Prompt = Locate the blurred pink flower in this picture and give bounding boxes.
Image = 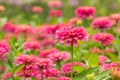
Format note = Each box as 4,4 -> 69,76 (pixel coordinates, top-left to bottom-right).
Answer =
48,1 -> 62,8
92,33 -> 114,46
91,17 -> 113,31
48,52 -> 70,62
61,62 -> 85,74
57,76 -> 71,80
49,10 -> 63,17
1,72 -> 12,80
75,6 -> 96,19
99,55 -> 109,65
23,41 -> 41,50
56,26 -> 88,46
32,6 -> 43,13
109,13 -> 120,23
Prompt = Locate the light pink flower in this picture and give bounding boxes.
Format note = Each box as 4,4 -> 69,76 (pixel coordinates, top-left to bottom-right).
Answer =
99,55 -> 109,65
1,72 -> 12,80
56,26 -> 88,46
92,33 -> 114,46
75,6 -> 96,19
48,1 -> 62,8
32,6 -> 43,13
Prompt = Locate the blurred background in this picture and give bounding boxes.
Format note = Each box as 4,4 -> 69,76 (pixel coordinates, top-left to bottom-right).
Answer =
0,0 -> 119,25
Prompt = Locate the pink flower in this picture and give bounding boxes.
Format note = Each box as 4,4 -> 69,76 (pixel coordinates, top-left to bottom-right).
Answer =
43,68 -> 60,78
48,52 -> 70,62
39,48 -> 58,58
109,13 -> 120,23
61,62 -> 85,74
101,62 -> 118,71
57,76 -> 71,80
99,55 -> 109,65
32,6 -> 43,13
48,1 -> 62,8
91,17 -> 113,30
0,41 -> 10,57
75,6 -> 96,19
56,26 -> 88,46
37,58 -> 53,68
92,33 -> 114,46
23,41 -> 40,50
49,10 -> 63,17
1,72 -> 12,80
3,22 -> 16,33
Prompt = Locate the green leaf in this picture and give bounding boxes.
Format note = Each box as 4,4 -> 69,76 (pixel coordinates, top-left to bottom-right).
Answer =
88,53 -> 99,67
95,70 -> 110,80
73,67 -> 99,80
15,64 -> 25,72
0,17 -> 7,27
73,66 -> 85,74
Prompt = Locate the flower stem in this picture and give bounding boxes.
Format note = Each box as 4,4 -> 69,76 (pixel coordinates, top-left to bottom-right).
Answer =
71,41 -> 74,79
41,68 -> 44,80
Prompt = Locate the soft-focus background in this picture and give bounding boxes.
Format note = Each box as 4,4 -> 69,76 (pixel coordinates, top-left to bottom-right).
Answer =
0,0 -> 120,25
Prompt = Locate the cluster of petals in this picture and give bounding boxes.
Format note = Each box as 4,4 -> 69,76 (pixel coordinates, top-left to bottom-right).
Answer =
23,41 -> 41,50
0,41 -> 10,57
56,26 -> 88,46
49,10 -> 63,17
109,13 -> 120,23
43,68 -> 60,78
61,62 -> 85,74
48,1 -> 62,8
91,17 -> 113,30
48,52 -> 70,62
98,55 -> 109,65
92,33 -> 114,46
75,6 -> 96,19
56,76 -> 71,80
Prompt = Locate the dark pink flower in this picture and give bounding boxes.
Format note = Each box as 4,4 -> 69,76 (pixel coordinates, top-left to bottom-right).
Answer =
49,10 -> 63,17
56,26 -> 88,46
23,41 -> 40,50
61,62 -> 85,74
43,68 -> 60,78
92,33 -> 114,46
91,17 -> 113,30
57,76 -> 71,80
75,6 -> 96,19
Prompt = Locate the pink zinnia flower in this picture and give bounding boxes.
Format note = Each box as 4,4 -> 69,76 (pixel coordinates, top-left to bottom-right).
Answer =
48,1 -> 62,8
49,10 -> 63,17
75,6 -> 96,19
91,17 -> 113,30
39,48 -> 58,58
0,41 -> 10,57
57,76 -> 71,80
56,26 -> 88,46
92,33 -> 114,46
43,68 -> 60,78
23,41 -> 40,50
109,13 -> 120,23
1,72 -> 12,80
48,52 -> 70,62
99,55 -> 109,65
61,62 -> 85,74
32,6 -> 43,13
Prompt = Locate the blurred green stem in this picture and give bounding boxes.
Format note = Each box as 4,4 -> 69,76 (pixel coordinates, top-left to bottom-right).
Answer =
71,41 -> 74,79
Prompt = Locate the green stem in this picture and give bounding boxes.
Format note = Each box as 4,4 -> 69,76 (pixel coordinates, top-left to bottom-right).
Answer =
71,41 -> 74,79
57,61 -> 61,76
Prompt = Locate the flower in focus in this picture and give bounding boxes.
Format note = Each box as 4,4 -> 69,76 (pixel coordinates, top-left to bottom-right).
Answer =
61,62 -> 85,74
48,1 -> 62,8
56,26 -> 88,46
92,33 -> 114,46
43,68 -> 60,78
32,6 -> 43,13
49,10 -> 63,17
48,52 -> 70,62
75,6 -> 96,19
23,41 -> 41,50
57,76 -> 71,80
91,17 -> 113,31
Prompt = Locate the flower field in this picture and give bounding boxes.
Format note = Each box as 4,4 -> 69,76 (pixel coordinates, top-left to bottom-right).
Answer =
0,0 -> 120,80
